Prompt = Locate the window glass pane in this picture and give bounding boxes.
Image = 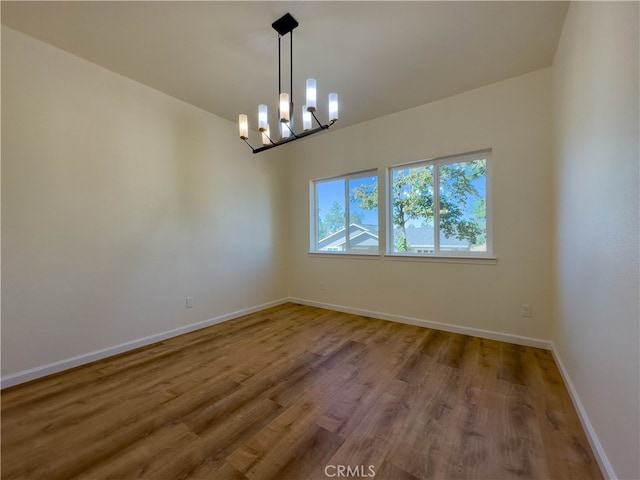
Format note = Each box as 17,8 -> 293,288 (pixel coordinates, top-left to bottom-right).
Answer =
390,165 -> 435,253
438,159 -> 487,252
316,179 -> 346,251
348,176 -> 379,251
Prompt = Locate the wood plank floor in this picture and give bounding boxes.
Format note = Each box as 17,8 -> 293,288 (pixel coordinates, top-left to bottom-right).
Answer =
1,303 -> 603,480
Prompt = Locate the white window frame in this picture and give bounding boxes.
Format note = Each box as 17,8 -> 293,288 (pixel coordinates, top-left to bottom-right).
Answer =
387,150 -> 493,258
310,169 -> 379,255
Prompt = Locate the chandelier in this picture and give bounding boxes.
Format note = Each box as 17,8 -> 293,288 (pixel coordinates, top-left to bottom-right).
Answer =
239,13 -> 338,153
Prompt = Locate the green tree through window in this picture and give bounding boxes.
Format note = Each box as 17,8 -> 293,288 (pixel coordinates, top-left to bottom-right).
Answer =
350,152 -> 490,255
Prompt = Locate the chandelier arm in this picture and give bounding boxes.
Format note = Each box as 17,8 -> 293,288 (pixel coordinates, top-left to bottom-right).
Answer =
264,131 -> 277,145
285,122 -> 299,138
310,110 -> 325,128
242,138 -> 255,151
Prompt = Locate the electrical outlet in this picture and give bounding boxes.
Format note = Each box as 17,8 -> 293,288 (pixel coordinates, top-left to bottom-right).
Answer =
186,297 -> 194,308
319,281 -> 325,291
521,304 -> 532,317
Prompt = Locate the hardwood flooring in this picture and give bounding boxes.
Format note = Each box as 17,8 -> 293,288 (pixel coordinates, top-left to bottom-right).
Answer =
1,303 -> 602,479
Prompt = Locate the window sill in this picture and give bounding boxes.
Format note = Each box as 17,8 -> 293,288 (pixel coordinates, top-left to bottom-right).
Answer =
308,252 -> 381,259
307,251 -> 497,265
383,254 -> 497,265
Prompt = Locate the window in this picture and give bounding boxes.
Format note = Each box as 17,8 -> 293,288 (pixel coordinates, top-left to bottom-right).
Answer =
311,171 -> 379,253
388,150 -> 491,257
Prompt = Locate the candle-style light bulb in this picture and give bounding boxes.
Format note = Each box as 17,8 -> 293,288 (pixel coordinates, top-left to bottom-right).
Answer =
280,122 -> 291,139
328,93 -> 339,122
261,124 -> 271,145
302,105 -> 312,131
239,114 -> 248,139
306,79 -> 317,112
279,93 -> 290,123
258,104 -> 268,132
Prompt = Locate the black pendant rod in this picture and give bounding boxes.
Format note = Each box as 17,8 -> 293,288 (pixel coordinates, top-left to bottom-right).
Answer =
278,31 -> 294,119
290,30 -> 294,116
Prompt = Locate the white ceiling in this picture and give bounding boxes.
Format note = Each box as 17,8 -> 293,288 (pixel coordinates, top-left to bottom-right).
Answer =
1,1 -> 568,131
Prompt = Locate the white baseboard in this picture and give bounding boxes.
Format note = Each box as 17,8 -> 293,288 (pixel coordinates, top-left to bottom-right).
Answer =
550,345 -> 616,480
288,297 -> 552,350
0,298 -> 289,389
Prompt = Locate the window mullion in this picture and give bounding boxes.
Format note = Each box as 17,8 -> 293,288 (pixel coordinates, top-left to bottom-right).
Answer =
433,165 -> 440,255
344,177 -> 350,253
387,168 -> 394,255
313,182 -> 319,251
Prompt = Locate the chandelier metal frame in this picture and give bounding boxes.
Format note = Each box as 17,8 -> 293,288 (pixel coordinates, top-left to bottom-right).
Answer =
239,13 -> 338,154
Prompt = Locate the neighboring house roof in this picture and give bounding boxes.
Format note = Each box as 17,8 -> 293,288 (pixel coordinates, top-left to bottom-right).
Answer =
403,227 -> 470,248
318,224 -> 470,250
318,224 -> 379,250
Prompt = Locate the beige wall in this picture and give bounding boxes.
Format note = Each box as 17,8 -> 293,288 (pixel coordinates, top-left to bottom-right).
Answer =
552,3 -> 639,479
1,27 -> 288,377
286,68 -> 555,342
